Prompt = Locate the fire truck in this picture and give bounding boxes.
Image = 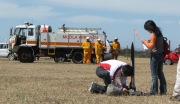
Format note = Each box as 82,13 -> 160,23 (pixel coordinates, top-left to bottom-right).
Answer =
8,22 -> 112,63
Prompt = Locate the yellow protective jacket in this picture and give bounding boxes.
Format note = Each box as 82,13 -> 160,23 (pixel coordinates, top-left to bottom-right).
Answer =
112,41 -> 120,53
82,40 -> 92,53
94,41 -> 104,55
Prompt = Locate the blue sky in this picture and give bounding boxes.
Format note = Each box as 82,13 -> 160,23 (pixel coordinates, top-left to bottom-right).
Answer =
0,0 -> 180,50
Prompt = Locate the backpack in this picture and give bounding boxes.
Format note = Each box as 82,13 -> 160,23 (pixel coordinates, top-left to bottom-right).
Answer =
163,37 -> 170,56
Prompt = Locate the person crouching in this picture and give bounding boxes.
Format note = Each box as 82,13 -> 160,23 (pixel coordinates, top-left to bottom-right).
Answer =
89,59 -> 133,95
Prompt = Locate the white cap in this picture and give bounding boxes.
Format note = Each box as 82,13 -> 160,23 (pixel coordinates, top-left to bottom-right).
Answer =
86,37 -> 90,39
114,37 -> 118,40
97,38 -> 101,41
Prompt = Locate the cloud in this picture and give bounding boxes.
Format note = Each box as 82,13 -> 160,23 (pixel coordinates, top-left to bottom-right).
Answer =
63,15 -> 124,24
159,20 -> 177,24
1,0 -> 179,22
42,0 -> 180,16
0,1 -> 59,19
62,15 -> 148,25
63,15 -> 178,26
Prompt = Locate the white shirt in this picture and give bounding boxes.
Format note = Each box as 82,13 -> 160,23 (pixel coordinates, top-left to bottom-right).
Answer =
99,59 -> 127,85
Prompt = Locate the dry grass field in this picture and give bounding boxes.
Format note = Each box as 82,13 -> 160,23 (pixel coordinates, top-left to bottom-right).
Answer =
0,56 -> 179,104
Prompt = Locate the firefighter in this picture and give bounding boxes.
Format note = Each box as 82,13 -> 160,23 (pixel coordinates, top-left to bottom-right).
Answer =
94,38 -> 105,64
82,37 -> 92,64
112,37 -> 121,60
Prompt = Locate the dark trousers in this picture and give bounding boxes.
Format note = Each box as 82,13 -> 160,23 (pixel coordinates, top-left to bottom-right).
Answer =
112,53 -> 118,60
150,52 -> 167,94
96,66 -> 111,88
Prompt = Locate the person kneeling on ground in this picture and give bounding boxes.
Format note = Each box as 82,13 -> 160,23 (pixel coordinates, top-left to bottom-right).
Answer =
89,59 -> 133,95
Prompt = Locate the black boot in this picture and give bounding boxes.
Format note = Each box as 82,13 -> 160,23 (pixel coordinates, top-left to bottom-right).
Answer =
89,82 -> 106,94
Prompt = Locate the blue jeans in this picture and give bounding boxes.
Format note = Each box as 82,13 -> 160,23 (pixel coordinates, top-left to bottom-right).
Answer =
150,52 -> 167,94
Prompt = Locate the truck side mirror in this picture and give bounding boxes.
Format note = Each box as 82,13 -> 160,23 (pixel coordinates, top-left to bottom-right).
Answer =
10,28 -> 13,36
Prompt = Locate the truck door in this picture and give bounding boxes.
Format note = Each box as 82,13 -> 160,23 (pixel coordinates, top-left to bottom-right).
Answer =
27,28 -> 36,46
13,28 -> 27,45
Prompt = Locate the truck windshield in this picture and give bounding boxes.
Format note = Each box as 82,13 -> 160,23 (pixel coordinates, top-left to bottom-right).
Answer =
14,28 -> 27,36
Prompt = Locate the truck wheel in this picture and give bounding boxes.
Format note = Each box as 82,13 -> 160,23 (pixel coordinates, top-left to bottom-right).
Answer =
8,53 -> 15,61
91,54 -> 95,63
29,55 -> 35,63
18,49 -> 34,63
54,53 -> 66,63
103,53 -> 113,61
72,52 -> 83,64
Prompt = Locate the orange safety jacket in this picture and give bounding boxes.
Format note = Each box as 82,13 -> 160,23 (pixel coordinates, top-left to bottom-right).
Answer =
82,40 -> 92,53
112,41 -> 120,53
94,41 -> 104,55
